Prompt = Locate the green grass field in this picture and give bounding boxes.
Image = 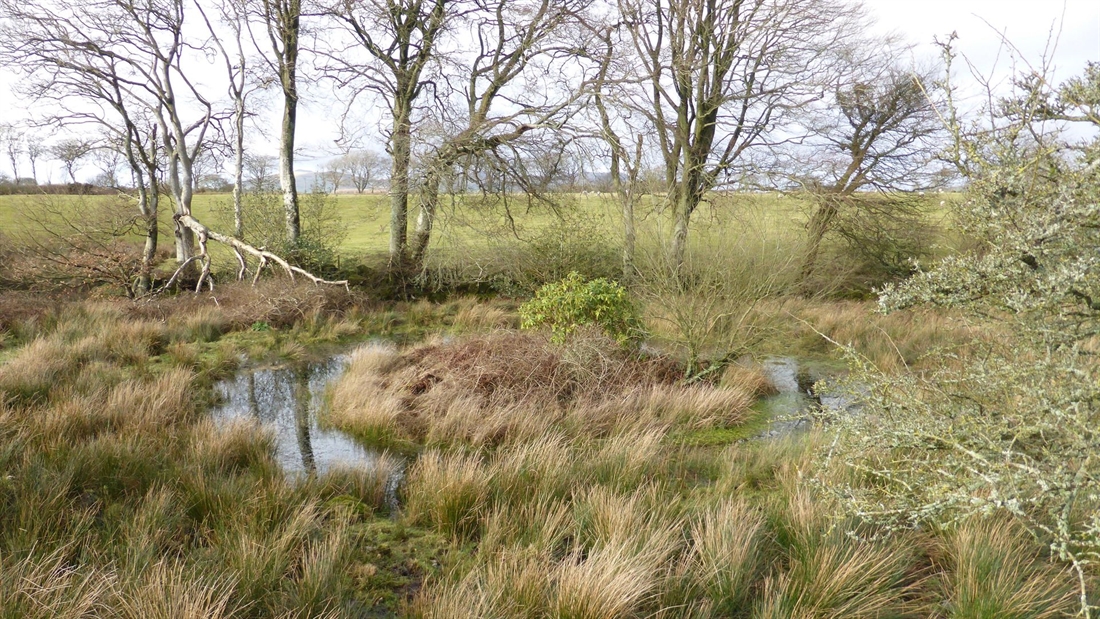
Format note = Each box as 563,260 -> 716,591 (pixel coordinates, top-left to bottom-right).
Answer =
0,189 -> 964,304
0,189 -> 945,253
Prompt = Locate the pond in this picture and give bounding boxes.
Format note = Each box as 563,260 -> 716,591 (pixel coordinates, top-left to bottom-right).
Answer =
209,348 -> 858,490
211,353 -> 403,485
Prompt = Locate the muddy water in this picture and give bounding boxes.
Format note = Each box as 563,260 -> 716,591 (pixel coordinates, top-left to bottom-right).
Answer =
211,355 -> 396,478
755,357 -> 858,438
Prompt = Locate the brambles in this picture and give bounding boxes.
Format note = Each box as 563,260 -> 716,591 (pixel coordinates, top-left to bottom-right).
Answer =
520,272 -> 644,346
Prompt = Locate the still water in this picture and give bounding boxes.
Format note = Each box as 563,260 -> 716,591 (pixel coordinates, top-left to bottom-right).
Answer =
211,355 -> 389,476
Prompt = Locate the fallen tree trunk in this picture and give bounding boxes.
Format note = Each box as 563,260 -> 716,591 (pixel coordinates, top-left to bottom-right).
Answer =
169,213 -> 349,292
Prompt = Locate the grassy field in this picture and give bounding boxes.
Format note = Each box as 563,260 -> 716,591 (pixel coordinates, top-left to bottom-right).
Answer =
0,190 -> 963,276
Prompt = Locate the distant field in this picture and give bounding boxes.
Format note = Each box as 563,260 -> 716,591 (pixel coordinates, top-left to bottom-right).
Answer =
0,190 -> 962,275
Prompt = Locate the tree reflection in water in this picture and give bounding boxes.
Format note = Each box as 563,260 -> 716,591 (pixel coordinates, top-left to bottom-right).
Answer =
213,355 -> 389,476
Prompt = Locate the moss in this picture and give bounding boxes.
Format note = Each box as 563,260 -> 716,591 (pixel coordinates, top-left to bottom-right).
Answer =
672,409 -> 771,446
347,519 -> 465,615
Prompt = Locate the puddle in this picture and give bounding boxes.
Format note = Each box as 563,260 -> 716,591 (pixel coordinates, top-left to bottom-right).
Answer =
754,357 -> 859,438
211,354 -> 404,493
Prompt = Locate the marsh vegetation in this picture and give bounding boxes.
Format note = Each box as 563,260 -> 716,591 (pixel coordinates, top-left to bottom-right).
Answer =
0,0 -> 1098,616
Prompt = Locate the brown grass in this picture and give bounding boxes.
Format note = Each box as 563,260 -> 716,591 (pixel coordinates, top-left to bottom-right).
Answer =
330,331 -> 753,446
753,298 -> 982,372
131,279 -> 363,330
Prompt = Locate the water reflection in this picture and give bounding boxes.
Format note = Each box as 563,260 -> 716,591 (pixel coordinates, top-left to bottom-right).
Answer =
755,357 -> 859,438
212,355 -> 385,475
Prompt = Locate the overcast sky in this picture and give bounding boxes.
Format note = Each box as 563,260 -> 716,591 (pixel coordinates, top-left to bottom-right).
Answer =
3,0 -> 1098,182
864,0 -> 1098,82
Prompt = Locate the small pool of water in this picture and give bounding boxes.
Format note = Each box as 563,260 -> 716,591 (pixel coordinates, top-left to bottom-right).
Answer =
754,357 -> 859,438
211,354 -> 394,477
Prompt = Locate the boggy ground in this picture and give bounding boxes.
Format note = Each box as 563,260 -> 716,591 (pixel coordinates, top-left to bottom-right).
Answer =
0,284 -> 1078,617
327,329 -> 1074,618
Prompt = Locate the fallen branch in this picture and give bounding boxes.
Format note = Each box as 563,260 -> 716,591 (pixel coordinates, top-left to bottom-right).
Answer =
171,213 -> 349,291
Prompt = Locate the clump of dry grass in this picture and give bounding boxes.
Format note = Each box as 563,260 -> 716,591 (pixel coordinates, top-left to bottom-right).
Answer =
0,550 -> 114,619
552,541 -> 666,619
938,519 -> 1075,618
328,343 -> 406,443
0,337 -> 85,403
404,450 -> 493,542
687,499 -> 765,612
449,297 -> 518,332
755,298 -> 981,372
107,368 -> 195,434
189,417 -> 275,476
722,362 -> 779,397
114,561 -> 237,619
753,540 -> 914,619
133,279 -> 363,331
330,331 -> 753,446
313,454 -> 403,514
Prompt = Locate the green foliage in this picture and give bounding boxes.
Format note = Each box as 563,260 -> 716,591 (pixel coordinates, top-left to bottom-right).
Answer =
519,272 -> 644,345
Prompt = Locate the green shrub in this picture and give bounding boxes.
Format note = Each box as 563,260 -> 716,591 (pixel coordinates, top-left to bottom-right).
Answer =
519,272 -> 644,345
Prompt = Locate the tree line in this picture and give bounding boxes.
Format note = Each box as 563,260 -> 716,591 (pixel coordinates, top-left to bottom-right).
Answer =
0,0 -> 950,292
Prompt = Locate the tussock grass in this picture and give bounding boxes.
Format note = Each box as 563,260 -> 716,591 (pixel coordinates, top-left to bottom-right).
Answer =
0,288 -> 1078,616
404,450 -> 493,542
330,330 -> 752,446
552,540 -> 668,619
313,454 -> 402,514
687,499 -> 765,612
0,549 -> 114,619
114,561 -> 237,619
753,540 -> 914,619
0,292 -> 436,617
939,519 -> 1075,618
755,297 -> 981,371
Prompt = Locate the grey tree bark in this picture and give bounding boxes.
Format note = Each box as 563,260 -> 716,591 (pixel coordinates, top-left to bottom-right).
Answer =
616,0 -> 858,277
259,0 -> 303,244
322,0 -> 448,270
406,0 -> 590,271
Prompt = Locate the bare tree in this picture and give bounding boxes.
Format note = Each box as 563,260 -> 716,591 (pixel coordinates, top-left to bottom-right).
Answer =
92,142 -> 124,188
792,47 -> 945,287
0,0 -> 199,290
616,0 -> 858,274
1,0 -> 344,293
244,153 -> 278,192
342,149 -> 386,193
254,0 -> 303,244
26,133 -> 45,184
590,24 -> 648,280
407,0 -> 592,269
320,157 -> 347,193
50,138 -> 94,184
322,0 -> 449,267
196,0 -> 263,239
0,124 -> 24,182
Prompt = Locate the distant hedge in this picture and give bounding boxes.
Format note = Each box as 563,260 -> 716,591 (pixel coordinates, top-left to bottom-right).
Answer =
0,182 -> 116,196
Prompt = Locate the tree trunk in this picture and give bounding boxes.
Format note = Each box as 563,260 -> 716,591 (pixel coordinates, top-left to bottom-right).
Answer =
279,90 -> 299,244
410,170 -> 439,271
671,203 -> 690,278
233,96 -> 245,239
169,154 -> 196,268
622,192 -> 636,281
388,100 -> 412,267
798,194 -> 841,290
136,180 -> 158,294
670,181 -> 702,279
